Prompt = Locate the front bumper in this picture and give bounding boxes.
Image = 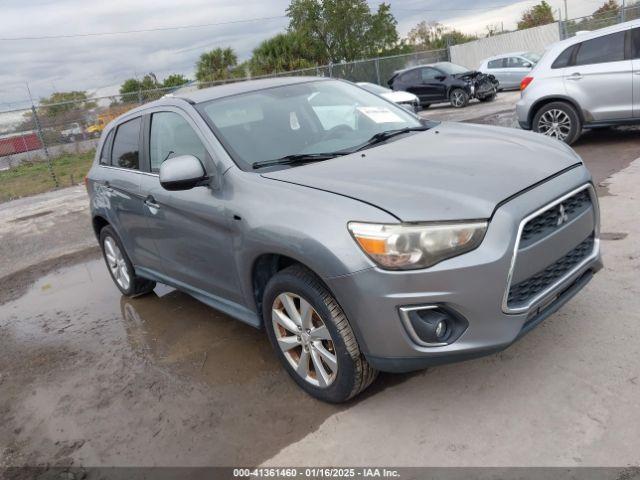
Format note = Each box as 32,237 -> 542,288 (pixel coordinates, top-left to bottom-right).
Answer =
325,167 -> 601,372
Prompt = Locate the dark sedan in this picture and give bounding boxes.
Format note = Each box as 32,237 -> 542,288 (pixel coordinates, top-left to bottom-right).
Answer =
388,62 -> 499,109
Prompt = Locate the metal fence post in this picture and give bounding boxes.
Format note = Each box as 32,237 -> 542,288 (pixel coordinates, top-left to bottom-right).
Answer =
621,0 -> 626,22
375,58 -> 381,85
137,89 -> 143,105
329,63 -> 333,78
31,104 -> 59,188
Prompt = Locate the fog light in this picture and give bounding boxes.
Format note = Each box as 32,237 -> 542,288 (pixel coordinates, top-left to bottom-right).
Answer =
435,320 -> 447,339
399,305 -> 468,347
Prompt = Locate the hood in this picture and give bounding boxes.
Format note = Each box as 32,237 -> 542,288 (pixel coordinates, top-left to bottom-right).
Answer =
261,122 -> 581,222
383,91 -> 417,103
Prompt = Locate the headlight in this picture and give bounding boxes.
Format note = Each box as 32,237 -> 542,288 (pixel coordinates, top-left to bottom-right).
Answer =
348,221 -> 488,270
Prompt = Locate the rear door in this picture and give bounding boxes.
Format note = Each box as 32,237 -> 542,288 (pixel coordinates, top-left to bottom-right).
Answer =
564,30 -> 633,121
105,116 -> 148,265
632,27 -> 640,117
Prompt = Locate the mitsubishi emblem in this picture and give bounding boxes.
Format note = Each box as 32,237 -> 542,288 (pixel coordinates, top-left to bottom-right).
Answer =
557,203 -> 569,226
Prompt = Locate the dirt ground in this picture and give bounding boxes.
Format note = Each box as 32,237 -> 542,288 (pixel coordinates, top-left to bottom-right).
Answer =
1,92 -> 639,469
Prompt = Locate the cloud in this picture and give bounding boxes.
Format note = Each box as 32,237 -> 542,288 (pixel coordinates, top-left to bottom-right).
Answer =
0,0 -> 616,109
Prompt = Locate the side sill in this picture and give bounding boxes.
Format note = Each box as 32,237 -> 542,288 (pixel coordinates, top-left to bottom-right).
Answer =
135,266 -> 261,329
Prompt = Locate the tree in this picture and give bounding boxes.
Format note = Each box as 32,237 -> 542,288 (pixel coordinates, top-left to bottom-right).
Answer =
517,1 -> 555,30
39,91 -> 96,118
162,74 -> 190,88
286,0 -> 400,64
407,21 -> 476,49
195,47 -> 238,83
249,32 -> 316,75
119,74 -> 162,102
593,0 -> 620,17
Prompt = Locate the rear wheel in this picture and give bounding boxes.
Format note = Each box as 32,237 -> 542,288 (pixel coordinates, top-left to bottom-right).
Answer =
263,265 -> 377,403
100,226 -> 155,297
449,89 -> 469,108
532,101 -> 582,145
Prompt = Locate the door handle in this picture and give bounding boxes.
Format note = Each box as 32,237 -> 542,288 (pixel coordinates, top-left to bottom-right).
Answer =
567,73 -> 582,81
144,196 -> 160,209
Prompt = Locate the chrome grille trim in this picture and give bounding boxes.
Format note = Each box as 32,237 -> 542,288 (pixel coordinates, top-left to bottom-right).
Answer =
502,183 -> 600,315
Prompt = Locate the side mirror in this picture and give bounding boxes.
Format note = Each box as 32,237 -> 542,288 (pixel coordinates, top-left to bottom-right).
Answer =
523,62 -> 532,68
159,155 -> 208,191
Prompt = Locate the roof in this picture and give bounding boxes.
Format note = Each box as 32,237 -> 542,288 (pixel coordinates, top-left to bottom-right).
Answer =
484,51 -> 528,60
173,76 -> 328,104
554,17 -> 640,48
393,61 -> 453,75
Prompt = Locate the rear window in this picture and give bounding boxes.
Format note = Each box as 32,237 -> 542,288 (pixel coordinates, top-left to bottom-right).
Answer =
632,27 -> 640,59
552,45 -> 576,69
574,31 -> 625,66
111,117 -> 141,170
488,59 -> 505,69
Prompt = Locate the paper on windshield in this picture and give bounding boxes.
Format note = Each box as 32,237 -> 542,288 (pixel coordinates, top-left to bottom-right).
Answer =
357,106 -> 404,124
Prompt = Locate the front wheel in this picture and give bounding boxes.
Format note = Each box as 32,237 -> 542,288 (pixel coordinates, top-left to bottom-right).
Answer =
449,88 -> 469,108
532,101 -> 582,145
263,265 -> 377,403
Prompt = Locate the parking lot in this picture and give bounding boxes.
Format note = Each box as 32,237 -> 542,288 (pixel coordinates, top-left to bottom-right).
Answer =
1,92 -> 640,468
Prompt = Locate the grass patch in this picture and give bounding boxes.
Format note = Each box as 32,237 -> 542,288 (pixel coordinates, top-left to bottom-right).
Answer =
0,150 -> 95,203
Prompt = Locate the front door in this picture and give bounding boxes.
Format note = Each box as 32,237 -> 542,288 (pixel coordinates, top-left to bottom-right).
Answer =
138,109 -> 243,304
419,67 -> 447,101
564,30 -> 633,121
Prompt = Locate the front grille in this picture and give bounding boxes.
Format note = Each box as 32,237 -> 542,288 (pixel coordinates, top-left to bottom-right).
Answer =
508,234 -> 595,309
520,190 -> 591,247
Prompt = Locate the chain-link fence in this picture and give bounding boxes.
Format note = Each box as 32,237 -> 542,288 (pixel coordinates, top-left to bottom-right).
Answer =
560,1 -> 640,38
0,48 -> 447,201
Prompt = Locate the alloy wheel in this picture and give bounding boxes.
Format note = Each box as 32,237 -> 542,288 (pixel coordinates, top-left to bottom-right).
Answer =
271,292 -> 338,388
451,90 -> 466,107
104,236 -> 131,291
537,109 -> 572,141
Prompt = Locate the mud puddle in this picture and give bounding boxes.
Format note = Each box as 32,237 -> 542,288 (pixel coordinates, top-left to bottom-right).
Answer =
0,259 -> 347,467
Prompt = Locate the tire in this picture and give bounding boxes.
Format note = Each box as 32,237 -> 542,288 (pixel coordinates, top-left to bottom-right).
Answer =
262,265 -> 377,403
100,225 -> 155,297
532,101 -> 582,145
449,88 -> 469,108
479,93 -> 496,102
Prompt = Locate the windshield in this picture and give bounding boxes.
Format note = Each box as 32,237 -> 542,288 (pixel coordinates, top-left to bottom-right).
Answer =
521,52 -> 542,64
198,80 -> 421,170
357,82 -> 391,95
435,62 -> 469,75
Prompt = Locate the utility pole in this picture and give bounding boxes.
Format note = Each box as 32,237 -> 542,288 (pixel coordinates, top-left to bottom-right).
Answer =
563,0 -> 568,21
26,82 -> 58,188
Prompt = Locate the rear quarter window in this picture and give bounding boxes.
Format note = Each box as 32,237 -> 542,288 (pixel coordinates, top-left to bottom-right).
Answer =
552,45 -> 576,69
99,130 -> 114,165
111,117 -> 141,170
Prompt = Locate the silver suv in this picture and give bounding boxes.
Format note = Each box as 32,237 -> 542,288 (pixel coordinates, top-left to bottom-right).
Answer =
517,19 -> 640,144
88,77 -> 602,402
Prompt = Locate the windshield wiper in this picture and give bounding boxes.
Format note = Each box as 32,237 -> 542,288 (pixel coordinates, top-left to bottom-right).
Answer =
252,152 -> 348,170
353,126 -> 431,152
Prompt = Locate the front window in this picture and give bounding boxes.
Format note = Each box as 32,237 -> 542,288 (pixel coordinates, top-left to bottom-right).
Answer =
198,80 -> 422,170
149,112 -> 208,173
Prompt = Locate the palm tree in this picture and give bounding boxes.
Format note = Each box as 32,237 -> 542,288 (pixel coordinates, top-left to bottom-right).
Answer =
195,47 -> 238,84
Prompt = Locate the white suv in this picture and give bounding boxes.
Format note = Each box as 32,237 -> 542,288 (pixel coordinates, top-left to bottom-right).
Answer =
516,19 -> 640,144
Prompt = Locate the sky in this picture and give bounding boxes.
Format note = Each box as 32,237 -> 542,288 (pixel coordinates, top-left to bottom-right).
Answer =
0,0 -> 614,112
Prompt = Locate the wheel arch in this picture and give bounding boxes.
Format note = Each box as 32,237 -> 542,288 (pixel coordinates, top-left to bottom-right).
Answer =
92,215 -> 110,240
528,96 -> 585,127
250,253 -> 331,325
